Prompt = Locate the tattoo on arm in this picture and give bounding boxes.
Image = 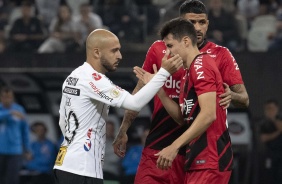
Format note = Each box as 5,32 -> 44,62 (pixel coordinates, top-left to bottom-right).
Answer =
120,80 -> 145,132
230,84 -> 249,108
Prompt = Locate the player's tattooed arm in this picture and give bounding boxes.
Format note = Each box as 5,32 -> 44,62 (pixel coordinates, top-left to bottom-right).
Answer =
119,79 -> 144,131
230,84 -> 249,108
113,80 -> 144,157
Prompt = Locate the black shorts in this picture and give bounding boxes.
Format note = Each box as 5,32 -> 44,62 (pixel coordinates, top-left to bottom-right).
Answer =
54,169 -> 104,184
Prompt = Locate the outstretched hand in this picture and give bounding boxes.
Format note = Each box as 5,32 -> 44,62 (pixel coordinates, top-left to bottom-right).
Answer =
161,49 -> 183,74
133,64 -> 158,84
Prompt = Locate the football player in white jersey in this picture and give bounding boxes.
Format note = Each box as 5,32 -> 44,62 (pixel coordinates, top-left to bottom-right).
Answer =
53,29 -> 183,184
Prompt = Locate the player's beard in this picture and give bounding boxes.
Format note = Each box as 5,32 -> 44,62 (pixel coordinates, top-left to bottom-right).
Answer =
101,56 -> 117,72
196,31 -> 205,47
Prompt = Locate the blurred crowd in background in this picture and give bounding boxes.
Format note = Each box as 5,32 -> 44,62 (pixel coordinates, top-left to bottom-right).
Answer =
0,0 -> 281,54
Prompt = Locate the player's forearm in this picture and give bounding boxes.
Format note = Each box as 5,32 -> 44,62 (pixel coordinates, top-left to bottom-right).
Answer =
230,84 -> 249,108
119,110 -> 139,134
119,80 -> 144,133
157,89 -> 183,125
173,110 -> 215,149
122,68 -> 170,111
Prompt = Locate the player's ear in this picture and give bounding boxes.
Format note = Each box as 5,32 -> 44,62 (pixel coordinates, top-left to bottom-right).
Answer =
93,48 -> 101,59
183,36 -> 190,47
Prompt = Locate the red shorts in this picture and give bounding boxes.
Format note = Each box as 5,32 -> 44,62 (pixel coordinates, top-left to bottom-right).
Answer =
185,169 -> 232,184
134,147 -> 185,184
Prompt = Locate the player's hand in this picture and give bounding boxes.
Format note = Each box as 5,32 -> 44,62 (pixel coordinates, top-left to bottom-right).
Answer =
133,64 -> 158,84
161,49 -> 183,74
154,144 -> 179,170
219,83 -> 231,109
112,131 -> 128,157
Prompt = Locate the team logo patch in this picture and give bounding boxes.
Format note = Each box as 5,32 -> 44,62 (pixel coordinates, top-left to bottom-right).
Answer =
92,73 -> 102,81
84,139 -> 92,151
84,128 -> 92,151
63,86 -> 80,96
110,88 -> 120,98
66,77 -> 79,86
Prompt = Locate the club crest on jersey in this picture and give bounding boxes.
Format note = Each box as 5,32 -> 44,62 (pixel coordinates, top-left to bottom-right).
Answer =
92,72 -> 102,81
84,128 -> 92,151
84,139 -> 92,151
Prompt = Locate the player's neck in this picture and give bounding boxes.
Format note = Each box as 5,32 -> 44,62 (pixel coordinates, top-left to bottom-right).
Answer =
87,60 -> 105,74
185,48 -> 201,69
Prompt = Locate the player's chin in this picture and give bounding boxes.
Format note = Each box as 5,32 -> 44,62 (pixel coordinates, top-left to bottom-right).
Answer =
197,36 -> 203,43
111,67 -> 117,72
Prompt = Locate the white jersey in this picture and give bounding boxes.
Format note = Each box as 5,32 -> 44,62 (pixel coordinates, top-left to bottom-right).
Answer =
54,62 -> 129,179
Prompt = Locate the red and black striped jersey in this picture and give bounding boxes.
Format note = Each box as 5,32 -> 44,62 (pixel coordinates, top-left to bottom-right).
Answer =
179,53 -> 233,171
142,40 -> 187,155
142,39 -> 242,157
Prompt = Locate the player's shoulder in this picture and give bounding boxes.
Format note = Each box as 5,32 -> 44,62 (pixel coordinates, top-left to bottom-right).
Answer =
67,63 -> 109,85
149,40 -> 166,51
207,41 -> 231,54
193,53 -> 217,70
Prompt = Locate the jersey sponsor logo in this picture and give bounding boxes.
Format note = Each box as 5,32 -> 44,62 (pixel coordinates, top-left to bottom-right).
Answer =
84,128 -> 92,151
87,128 -> 92,138
63,86 -> 80,96
196,159 -> 206,164
66,77 -> 79,86
92,72 -> 102,81
89,82 -> 114,102
84,139 -> 92,151
165,76 -> 181,93
180,99 -> 194,115
194,55 -> 204,80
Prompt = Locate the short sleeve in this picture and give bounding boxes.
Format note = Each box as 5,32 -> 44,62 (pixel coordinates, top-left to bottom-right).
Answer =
84,73 -> 129,108
191,59 -> 217,96
218,48 -> 243,86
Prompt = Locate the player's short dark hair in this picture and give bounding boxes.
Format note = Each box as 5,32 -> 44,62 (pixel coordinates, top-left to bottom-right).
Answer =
159,18 -> 197,45
179,0 -> 208,16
